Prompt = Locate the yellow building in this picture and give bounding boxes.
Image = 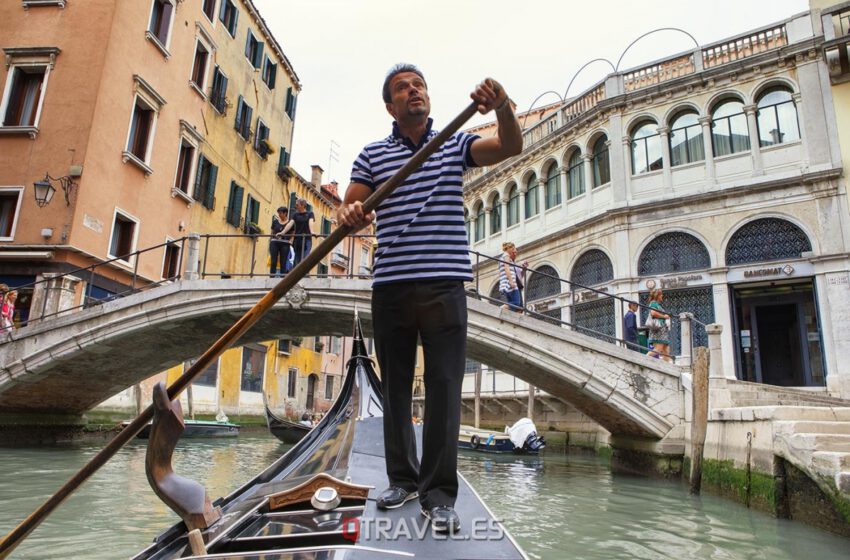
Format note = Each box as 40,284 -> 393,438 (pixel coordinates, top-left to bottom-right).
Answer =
183,0 -> 300,278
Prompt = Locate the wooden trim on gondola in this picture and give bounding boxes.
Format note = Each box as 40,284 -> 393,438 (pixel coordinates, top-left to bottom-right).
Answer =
268,473 -> 372,511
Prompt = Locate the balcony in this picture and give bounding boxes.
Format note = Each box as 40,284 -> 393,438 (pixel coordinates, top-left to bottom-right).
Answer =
331,251 -> 349,269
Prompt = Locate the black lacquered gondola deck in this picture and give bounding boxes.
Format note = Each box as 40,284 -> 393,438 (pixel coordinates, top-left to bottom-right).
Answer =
344,417 -> 526,560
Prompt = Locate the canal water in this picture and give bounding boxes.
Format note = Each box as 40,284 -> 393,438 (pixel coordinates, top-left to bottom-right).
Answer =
1,433 -> 848,559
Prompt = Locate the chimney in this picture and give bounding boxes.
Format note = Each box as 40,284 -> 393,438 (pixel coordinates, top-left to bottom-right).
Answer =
311,164 -> 324,189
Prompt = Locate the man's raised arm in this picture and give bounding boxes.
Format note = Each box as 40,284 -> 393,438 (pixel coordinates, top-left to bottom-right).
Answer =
337,182 -> 375,231
469,78 -> 523,166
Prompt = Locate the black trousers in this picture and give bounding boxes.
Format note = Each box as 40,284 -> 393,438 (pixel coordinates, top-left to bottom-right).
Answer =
269,241 -> 290,276
371,280 -> 467,509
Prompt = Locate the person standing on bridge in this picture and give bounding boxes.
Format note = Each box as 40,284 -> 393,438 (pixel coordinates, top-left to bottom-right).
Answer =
1,289 -> 17,333
336,63 -> 522,533
647,289 -> 672,362
292,199 -> 315,267
499,242 -> 522,312
270,207 -> 294,277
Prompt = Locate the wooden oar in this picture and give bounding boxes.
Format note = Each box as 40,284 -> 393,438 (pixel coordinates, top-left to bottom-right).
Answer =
0,101 -> 479,559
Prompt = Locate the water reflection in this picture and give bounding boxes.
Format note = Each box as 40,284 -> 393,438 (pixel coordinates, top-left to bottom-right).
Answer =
1,437 -> 848,559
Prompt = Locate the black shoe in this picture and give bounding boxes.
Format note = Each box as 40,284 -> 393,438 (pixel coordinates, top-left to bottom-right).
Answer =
421,505 -> 461,533
376,486 -> 418,510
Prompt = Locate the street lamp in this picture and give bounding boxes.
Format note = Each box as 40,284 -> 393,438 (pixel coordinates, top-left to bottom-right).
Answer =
32,172 -> 78,207
33,176 -> 56,207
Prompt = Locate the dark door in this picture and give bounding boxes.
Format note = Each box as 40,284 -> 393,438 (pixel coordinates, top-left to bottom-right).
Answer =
306,374 -> 318,410
754,303 -> 804,386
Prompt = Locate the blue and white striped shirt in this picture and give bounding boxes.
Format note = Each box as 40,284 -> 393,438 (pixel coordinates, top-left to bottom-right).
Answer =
351,119 -> 480,285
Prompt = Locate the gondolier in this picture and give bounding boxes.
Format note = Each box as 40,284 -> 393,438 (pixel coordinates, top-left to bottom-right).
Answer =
337,63 -> 522,533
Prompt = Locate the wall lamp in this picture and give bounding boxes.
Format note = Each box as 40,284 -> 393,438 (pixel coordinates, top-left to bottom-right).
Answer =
33,166 -> 81,207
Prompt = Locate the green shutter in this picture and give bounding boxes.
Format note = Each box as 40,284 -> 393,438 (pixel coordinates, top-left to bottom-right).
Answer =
229,181 -> 243,227
193,155 -> 206,201
288,192 -> 296,215
291,93 -> 298,121
285,87 -> 292,116
235,96 -> 244,132
245,30 -> 253,59
322,217 -> 331,236
205,163 -> 218,210
268,62 -> 276,89
231,5 -> 238,34
255,41 -> 264,69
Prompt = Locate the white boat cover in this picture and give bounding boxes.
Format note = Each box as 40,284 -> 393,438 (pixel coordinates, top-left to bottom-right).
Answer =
505,417 -> 538,448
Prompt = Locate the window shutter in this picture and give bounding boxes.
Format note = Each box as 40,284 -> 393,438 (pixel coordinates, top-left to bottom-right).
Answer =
235,96 -> 244,131
251,197 -> 260,225
231,7 -> 238,34
245,31 -> 253,59
255,42 -> 264,69
291,94 -> 298,121
285,87 -> 292,116
268,63 -> 276,89
219,0 -> 227,22
288,192 -> 297,214
205,163 -> 218,209
244,104 -> 253,138
193,155 -> 206,200
278,148 -> 286,171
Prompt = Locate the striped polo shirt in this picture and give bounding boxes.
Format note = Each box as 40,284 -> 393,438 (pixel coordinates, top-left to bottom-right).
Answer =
351,118 -> 480,286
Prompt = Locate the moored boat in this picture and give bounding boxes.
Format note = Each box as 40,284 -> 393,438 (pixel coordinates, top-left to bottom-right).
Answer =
459,418 -> 546,454
122,418 -> 240,439
264,405 -> 310,444
132,316 -> 528,559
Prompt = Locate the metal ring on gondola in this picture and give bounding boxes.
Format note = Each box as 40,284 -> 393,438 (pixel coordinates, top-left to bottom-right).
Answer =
311,487 -> 341,511
470,435 -> 480,449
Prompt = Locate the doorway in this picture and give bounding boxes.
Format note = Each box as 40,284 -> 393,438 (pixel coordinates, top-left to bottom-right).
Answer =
731,280 -> 824,386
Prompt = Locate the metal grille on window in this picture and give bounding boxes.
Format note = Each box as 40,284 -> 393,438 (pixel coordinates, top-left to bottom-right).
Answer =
526,265 -> 562,324
725,218 -> 812,265
570,249 -> 614,288
640,287 -> 715,355
638,232 -> 711,276
573,299 -> 616,342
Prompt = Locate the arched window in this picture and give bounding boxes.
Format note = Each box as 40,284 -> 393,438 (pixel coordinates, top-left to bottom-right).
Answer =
591,135 -> 610,187
711,99 -> 749,156
570,249 -> 614,287
756,87 -> 800,147
545,163 -> 561,209
525,173 -> 539,218
631,121 -> 662,175
506,183 -> 519,227
669,111 -> 704,166
726,218 -> 811,265
490,194 -> 501,235
474,202 -> 485,242
567,150 -> 584,198
526,264 -> 562,324
638,232 -> 715,354
638,232 -> 711,276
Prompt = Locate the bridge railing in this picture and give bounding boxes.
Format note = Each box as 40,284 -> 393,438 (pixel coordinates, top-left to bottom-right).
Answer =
1,232 -> 375,332
467,250 -> 705,363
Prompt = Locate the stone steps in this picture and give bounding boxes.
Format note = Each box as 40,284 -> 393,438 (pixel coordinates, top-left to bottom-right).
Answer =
711,406 -> 850,422
788,432 -> 850,453
775,420 -> 850,436
812,451 -> 850,473
722,380 -> 850,408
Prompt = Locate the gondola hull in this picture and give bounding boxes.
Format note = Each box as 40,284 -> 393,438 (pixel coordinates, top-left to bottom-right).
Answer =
458,426 -> 539,454
133,319 -> 528,560
264,406 -> 310,444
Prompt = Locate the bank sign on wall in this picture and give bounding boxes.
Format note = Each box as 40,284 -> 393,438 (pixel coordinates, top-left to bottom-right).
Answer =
726,262 -> 814,283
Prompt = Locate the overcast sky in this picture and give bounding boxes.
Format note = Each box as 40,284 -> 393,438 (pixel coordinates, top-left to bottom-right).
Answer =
254,0 -> 808,194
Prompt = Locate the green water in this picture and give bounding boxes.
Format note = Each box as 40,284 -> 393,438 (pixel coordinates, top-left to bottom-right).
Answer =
1,433 -> 848,559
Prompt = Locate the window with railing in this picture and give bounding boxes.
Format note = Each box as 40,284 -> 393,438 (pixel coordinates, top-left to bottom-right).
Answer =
254,119 -> 270,158
506,184 -> 519,227
525,173 -> 539,218
591,136 -> 610,188
631,121 -> 662,174
756,87 -> 799,147
490,194 -> 501,234
567,150 -> 584,198
638,232 -> 711,276
711,99 -> 749,156
545,162 -> 561,208
669,111 -> 704,166
570,249 -> 613,287
244,194 -> 260,234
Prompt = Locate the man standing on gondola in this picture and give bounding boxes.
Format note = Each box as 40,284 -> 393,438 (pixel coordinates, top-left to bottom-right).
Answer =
337,63 -> 522,533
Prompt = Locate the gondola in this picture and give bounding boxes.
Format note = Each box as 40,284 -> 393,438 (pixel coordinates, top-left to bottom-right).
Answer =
133,315 -> 528,560
264,405 -> 310,444
122,418 -> 240,438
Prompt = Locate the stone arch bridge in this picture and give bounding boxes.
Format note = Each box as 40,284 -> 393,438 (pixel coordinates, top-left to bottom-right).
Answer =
0,278 -> 685,441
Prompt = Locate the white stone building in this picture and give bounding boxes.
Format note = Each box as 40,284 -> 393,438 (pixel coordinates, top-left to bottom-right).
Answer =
464,11 -> 850,399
